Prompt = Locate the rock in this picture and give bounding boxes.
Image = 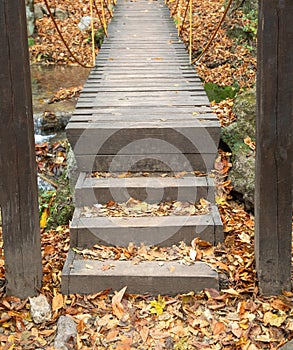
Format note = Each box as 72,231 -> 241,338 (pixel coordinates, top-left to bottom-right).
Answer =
230,0 -> 258,14
34,2 -> 52,18
279,340 -> 293,350
25,0 -> 35,36
78,16 -> 92,31
66,145 -> 78,195
55,8 -> 69,20
29,294 -> 52,324
54,316 -> 77,350
34,3 -> 45,19
228,147 -> 255,210
221,89 -> 256,210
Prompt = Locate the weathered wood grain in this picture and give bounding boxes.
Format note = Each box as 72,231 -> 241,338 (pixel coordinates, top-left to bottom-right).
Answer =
0,0 -> 42,297
75,172 -> 214,205
70,207 -> 222,247
255,0 -> 293,295
62,250 -> 219,295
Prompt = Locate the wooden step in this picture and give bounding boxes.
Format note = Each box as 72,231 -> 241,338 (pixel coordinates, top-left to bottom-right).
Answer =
67,122 -> 220,154
70,206 -> 223,248
75,172 -> 216,206
61,249 -> 219,295
73,153 -> 217,173
66,122 -> 220,172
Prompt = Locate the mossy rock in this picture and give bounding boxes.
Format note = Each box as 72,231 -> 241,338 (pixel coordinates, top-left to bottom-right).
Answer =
46,177 -> 74,228
204,82 -> 239,103
229,0 -> 258,14
222,88 -> 256,150
221,89 -> 256,209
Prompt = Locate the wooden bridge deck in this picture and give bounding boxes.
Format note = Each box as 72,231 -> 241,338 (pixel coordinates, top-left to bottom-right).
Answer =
67,0 -> 220,173
63,0 -> 223,295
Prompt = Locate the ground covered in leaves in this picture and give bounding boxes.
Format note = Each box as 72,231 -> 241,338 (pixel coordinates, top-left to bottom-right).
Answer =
1,150 -> 293,349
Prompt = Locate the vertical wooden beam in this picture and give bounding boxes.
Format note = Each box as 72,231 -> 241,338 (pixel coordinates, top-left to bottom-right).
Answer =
0,0 -> 42,297
255,0 -> 293,295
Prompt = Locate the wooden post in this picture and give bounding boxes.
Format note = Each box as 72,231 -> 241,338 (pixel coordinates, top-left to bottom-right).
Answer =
255,0 -> 293,295
0,0 -> 42,297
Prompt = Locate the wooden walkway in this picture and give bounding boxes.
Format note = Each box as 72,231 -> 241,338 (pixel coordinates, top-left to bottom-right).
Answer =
62,0 -> 223,295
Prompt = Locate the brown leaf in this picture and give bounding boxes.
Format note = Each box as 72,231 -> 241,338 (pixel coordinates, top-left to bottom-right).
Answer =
112,286 -> 127,319
139,326 -> 149,342
270,298 -> 290,312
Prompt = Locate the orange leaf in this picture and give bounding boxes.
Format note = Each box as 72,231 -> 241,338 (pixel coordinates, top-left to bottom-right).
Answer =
212,321 -> 226,335
52,293 -> 63,312
106,328 -> 119,341
116,337 -> 132,350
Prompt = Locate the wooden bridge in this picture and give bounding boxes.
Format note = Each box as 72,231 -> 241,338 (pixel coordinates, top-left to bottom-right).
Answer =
61,0 -> 223,295
61,0 -> 224,295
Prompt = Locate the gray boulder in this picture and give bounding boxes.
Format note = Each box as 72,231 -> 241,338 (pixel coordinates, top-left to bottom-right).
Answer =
78,16 -> 92,31
54,316 -> 77,350
55,8 -> 69,20
221,89 -> 256,210
29,294 -> 52,324
26,0 -> 35,36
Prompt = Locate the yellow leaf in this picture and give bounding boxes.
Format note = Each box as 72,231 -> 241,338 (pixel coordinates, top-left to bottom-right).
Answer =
40,208 -> 49,229
215,196 -> 226,205
264,311 -> 286,327
52,293 -> 63,312
169,266 -> 175,273
150,295 -> 166,316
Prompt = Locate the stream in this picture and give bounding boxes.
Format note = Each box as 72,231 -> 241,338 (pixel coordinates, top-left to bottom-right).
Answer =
31,64 -> 90,143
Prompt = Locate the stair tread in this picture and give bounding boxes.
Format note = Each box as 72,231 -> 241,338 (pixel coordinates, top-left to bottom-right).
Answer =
61,249 -> 219,295
76,172 -> 214,188
70,206 -> 223,247
75,172 -> 216,207
72,206 -> 218,227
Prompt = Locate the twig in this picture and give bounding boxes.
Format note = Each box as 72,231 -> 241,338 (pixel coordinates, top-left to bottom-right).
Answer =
38,173 -> 58,188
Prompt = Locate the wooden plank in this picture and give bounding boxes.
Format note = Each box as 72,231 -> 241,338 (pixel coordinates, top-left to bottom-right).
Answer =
67,123 -> 220,155
69,114 -> 218,122
0,0 -> 42,297
75,173 -> 211,205
74,153 -> 216,173
255,0 -> 293,295
70,207 -> 221,247
62,250 -> 219,295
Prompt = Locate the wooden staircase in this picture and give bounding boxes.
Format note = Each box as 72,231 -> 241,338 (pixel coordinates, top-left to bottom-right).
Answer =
61,0 -> 223,295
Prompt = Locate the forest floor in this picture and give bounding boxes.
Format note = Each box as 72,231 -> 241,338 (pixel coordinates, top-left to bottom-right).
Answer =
0,0 -> 292,349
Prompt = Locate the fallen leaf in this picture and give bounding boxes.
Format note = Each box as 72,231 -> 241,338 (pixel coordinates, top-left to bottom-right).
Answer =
150,295 -> 166,316
221,288 -> 240,296
140,326 -> 149,342
212,321 -> 226,335
112,286 -> 127,319
263,311 -> 286,327
52,293 -> 63,312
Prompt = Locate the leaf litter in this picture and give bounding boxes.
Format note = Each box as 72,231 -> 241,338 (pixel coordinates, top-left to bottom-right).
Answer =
81,198 -> 210,218
1,199 -> 292,349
